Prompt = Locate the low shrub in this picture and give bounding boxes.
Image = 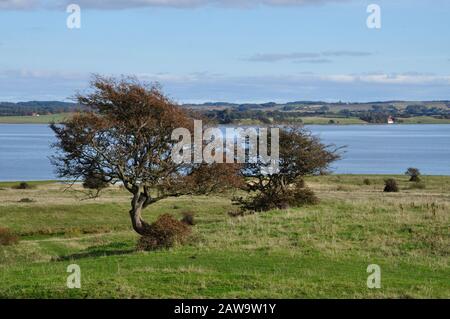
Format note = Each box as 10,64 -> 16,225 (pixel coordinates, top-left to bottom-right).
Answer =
18,198 -> 35,203
0,227 -> 19,246
384,179 -> 399,193
363,178 -> 372,185
181,211 -> 196,226
137,214 -> 191,251
13,182 -> 33,190
237,183 -> 319,212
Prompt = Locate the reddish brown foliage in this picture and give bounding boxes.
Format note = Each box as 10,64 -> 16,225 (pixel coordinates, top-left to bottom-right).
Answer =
137,214 -> 191,251
51,75 -> 243,236
0,227 -> 19,246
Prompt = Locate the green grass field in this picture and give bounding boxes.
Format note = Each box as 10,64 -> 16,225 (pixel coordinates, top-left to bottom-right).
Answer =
300,117 -> 366,125
235,117 -> 366,125
0,175 -> 449,298
397,116 -> 450,124
232,116 -> 450,126
0,113 -> 70,124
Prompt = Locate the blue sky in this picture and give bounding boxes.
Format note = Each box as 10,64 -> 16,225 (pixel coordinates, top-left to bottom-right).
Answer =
0,0 -> 449,102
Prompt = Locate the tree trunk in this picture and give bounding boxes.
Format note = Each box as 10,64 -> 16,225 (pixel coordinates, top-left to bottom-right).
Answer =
129,190 -> 153,236
129,206 -> 152,236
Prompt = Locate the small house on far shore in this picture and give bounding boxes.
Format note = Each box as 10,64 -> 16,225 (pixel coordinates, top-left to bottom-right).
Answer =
387,116 -> 395,124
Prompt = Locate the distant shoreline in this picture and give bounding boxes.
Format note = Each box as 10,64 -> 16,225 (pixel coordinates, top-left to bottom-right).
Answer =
1,113 -> 450,125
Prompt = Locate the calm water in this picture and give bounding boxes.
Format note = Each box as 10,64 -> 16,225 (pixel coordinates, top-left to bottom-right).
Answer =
1,124 -> 450,181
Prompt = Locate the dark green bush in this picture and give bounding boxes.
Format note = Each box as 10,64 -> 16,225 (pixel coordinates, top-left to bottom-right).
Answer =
181,211 -> 196,226
13,182 -> 33,190
363,178 -> 372,185
237,182 -> 318,212
384,179 -> 399,193
18,198 -> 35,203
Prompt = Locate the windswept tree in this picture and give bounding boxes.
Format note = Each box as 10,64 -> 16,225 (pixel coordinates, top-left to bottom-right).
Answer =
51,75 -> 241,236
237,127 -> 341,211
405,167 -> 421,182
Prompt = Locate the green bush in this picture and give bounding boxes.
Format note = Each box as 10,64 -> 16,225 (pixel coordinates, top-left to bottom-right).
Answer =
181,211 -> 196,226
384,179 -> 399,193
237,182 -> 318,212
363,178 -> 372,185
13,182 -> 33,190
18,198 -> 35,203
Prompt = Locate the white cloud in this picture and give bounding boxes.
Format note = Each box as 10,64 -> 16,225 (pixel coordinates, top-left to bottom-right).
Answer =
326,73 -> 450,85
247,51 -> 373,63
247,52 -> 320,62
1,69 -> 449,102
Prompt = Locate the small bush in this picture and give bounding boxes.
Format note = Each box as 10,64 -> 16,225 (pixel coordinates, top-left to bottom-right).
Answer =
181,211 -> 196,226
237,182 -> 318,212
137,214 -> 191,251
363,178 -> 372,185
0,227 -> 19,246
18,198 -> 35,203
384,179 -> 399,193
13,182 -> 33,190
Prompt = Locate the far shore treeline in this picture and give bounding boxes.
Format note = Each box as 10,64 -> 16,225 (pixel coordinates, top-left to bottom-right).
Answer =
1,99 -> 449,125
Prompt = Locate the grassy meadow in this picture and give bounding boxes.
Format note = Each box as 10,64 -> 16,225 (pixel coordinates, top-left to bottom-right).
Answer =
0,113 -> 70,124
0,175 -> 448,298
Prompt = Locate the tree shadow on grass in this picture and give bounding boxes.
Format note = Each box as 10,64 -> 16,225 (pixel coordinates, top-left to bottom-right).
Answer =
54,242 -> 135,261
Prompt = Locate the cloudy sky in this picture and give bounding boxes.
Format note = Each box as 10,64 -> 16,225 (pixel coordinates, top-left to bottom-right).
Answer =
0,0 -> 449,102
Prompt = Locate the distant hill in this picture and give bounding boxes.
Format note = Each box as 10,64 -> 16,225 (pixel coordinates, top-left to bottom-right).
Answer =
184,100 -> 450,125
183,100 -> 450,111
